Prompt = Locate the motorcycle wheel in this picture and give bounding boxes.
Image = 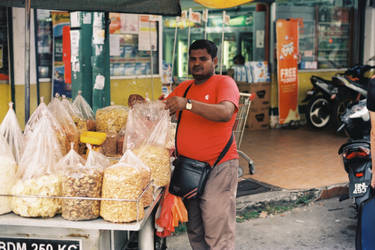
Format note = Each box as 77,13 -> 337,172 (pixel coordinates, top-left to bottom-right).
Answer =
305,95 -> 331,129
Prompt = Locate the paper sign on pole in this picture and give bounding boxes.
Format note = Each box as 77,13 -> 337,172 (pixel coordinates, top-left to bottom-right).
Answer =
189,8 -> 201,24
276,19 -> 300,125
202,9 -> 208,23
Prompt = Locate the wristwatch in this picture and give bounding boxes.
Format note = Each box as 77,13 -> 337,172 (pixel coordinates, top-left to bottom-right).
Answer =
185,99 -> 192,110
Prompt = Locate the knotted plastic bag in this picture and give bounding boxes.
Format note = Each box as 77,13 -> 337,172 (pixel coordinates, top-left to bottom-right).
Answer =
0,102 -> 24,164
48,95 -> 80,154
100,150 -> 148,223
24,98 -> 67,155
71,92 -> 96,132
96,105 -> 129,134
126,101 -> 172,187
12,115 -> 63,218
120,149 -> 152,207
57,144 -> 106,221
0,136 -> 17,215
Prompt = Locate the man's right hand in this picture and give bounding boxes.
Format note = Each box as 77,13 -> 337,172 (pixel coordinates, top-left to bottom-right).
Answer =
164,96 -> 187,115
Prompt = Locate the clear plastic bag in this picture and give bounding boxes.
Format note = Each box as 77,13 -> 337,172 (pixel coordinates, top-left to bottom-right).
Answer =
96,105 -> 129,134
71,92 -> 96,132
12,115 -> 63,218
125,101 -> 172,187
24,98 -> 67,155
0,102 -> 24,164
120,149 -> 152,207
0,136 -> 17,215
100,150 -> 148,223
59,144 -> 104,221
72,91 -> 95,121
48,95 -> 80,154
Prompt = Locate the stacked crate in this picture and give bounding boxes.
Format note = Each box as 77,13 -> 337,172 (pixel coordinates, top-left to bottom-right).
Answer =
237,82 -> 270,130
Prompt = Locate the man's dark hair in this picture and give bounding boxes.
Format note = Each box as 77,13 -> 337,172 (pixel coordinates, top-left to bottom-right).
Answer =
189,39 -> 218,59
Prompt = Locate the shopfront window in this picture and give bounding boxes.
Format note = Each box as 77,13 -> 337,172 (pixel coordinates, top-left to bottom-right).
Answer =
163,3 -> 268,81
35,10 -> 53,80
109,14 -> 160,78
275,0 -> 355,70
0,7 -> 9,83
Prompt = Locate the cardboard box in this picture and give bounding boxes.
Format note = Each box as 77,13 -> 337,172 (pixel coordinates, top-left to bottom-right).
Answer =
246,106 -> 270,130
237,82 -> 270,109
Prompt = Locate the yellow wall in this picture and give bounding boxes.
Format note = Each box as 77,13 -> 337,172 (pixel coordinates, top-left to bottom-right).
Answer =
1,77 -> 162,129
0,84 -> 11,122
110,77 -> 162,106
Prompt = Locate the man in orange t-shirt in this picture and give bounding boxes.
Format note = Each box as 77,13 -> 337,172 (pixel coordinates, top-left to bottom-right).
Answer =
165,39 -> 239,250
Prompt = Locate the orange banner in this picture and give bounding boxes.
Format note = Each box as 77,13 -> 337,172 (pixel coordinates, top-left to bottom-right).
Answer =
276,19 -> 300,125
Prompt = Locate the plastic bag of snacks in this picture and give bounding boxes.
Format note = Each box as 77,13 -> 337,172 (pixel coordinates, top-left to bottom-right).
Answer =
120,149 -> 152,207
24,98 -> 68,155
12,115 -> 63,217
0,136 -> 17,214
71,92 -> 96,132
100,150 -> 148,223
59,144 -> 105,221
96,105 -> 129,134
0,102 -> 24,164
48,95 -> 80,153
126,101 -> 172,187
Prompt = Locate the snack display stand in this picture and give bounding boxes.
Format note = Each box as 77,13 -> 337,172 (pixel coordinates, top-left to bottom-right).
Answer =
0,188 -> 163,250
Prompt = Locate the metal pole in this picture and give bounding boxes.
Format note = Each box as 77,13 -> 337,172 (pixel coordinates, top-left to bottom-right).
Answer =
204,9 -> 208,40
171,24 -> 177,88
24,0 -> 31,123
34,10 -> 40,105
220,11 -> 225,75
149,20 -> 154,100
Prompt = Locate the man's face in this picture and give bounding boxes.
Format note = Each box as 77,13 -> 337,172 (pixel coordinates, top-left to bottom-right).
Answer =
189,49 -> 218,82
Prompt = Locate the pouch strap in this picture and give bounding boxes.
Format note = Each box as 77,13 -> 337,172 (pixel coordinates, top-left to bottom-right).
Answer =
175,83 -> 234,168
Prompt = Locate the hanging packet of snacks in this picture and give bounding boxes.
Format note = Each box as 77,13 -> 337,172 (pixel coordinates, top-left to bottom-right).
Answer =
12,115 -> 63,218
126,101 -> 172,187
24,98 -> 68,155
120,149 -> 152,207
73,91 -> 95,121
96,105 -> 129,134
48,95 -> 80,153
0,102 -> 24,164
100,150 -> 148,223
58,144 -> 104,221
72,91 -> 96,132
0,136 -> 17,215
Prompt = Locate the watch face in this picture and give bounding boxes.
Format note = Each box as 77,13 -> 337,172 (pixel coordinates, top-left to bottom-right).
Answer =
186,100 -> 192,110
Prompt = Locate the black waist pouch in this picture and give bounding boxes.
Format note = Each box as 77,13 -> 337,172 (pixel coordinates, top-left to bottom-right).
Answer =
169,156 -> 211,200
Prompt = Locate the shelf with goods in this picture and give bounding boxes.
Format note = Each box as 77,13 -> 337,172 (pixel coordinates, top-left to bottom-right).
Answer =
316,6 -> 352,69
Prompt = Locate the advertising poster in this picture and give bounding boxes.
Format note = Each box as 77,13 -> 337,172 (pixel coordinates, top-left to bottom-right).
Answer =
138,15 -> 157,51
51,11 -> 71,98
276,19 -> 300,125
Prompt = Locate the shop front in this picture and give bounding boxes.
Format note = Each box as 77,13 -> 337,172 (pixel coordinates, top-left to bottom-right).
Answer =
162,0 -> 365,130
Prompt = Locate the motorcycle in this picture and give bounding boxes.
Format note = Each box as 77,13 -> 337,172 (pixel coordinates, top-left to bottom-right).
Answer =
337,99 -> 372,208
304,59 -> 375,130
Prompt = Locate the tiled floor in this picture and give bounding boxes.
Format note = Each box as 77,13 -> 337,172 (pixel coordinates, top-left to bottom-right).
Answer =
238,126 -> 349,190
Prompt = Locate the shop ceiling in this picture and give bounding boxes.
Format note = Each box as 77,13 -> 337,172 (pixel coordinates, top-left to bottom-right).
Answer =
0,0 -> 181,16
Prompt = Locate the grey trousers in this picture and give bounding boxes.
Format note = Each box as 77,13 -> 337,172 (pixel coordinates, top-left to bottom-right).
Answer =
184,159 -> 239,250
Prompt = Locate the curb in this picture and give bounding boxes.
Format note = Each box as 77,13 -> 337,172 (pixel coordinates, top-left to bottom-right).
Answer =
236,182 -> 349,212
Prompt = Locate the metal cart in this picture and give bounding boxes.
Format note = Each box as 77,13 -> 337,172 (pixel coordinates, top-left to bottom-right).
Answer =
234,93 -> 255,177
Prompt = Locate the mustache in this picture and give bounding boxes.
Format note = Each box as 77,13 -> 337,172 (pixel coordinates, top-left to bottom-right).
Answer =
192,66 -> 203,71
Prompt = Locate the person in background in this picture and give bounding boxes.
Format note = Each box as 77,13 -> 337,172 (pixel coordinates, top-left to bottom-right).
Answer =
164,39 -> 240,250
367,75 -> 375,188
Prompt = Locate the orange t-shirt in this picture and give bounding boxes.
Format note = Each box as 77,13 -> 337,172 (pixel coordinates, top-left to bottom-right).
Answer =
168,75 -> 240,166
